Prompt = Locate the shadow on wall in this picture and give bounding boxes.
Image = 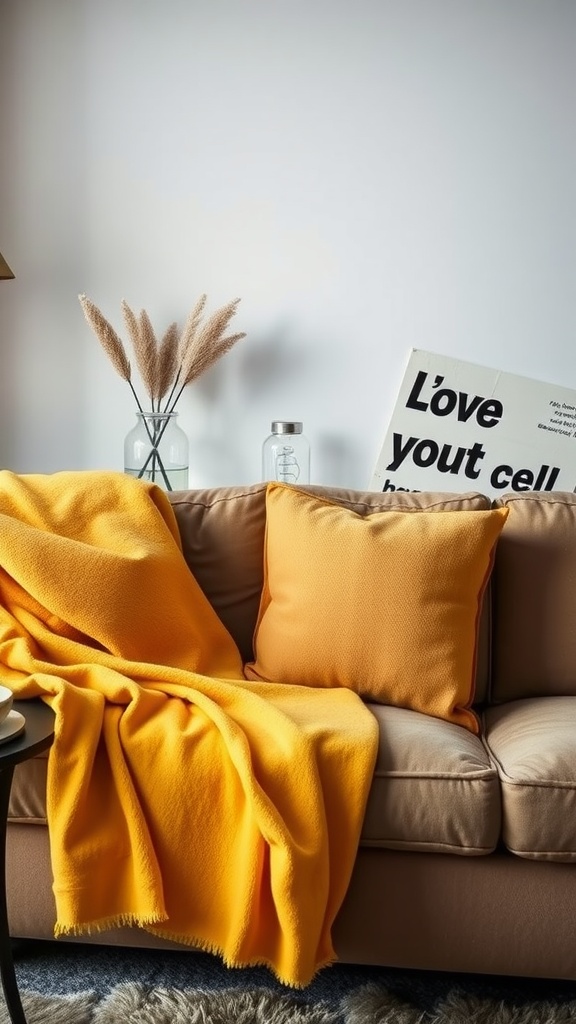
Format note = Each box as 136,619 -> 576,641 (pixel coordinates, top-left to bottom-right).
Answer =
189,323 -> 311,486
0,266 -> 16,467
315,433 -> 367,489
238,324 -> 367,488
238,320 -> 308,400
0,4 -> 17,469
0,1 -> 89,473
160,319 -> 364,489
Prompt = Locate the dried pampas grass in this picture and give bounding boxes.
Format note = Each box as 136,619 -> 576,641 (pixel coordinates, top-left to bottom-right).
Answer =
79,295 -> 131,383
156,322 -> 180,403
79,292 -> 246,416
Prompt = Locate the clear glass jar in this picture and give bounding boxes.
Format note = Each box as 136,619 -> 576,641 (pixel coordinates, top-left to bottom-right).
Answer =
262,421 -> 310,484
124,411 -> 189,492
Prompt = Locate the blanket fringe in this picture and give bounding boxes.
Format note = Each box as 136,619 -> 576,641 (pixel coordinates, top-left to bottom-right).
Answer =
54,911 -> 167,938
143,923 -> 338,989
56,916 -> 337,988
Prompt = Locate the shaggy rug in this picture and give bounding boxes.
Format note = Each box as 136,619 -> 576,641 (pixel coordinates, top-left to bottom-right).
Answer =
4,941 -> 576,1023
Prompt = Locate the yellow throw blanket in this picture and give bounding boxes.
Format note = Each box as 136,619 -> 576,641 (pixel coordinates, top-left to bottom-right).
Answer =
0,470 -> 378,987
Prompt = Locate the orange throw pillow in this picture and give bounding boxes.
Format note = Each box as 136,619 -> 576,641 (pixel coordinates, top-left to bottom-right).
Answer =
244,483 -> 508,733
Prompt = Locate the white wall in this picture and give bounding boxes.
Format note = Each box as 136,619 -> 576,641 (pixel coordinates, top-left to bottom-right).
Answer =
1,0 -> 575,489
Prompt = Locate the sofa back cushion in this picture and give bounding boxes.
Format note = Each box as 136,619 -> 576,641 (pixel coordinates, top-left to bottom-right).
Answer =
169,485 -> 493,705
169,484 -> 268,664
491,492 -> 576,702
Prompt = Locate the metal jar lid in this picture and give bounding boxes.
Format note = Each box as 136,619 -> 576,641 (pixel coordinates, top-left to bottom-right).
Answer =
271,421 -> 303,434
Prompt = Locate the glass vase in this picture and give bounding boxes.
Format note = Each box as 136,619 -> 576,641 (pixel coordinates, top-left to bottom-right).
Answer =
124,411 -> 189,492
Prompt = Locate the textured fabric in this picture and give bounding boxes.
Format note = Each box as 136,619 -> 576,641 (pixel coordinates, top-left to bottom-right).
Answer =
0,469 -> 378,988
491,492 -> 576,703
169,483 -> 269,664
361,704 -> 501,854
484,697 -> 576,861
245,483 -> 508,732
9,752 -> 49,823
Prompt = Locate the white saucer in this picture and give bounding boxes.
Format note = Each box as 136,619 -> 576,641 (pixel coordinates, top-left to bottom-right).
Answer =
0,710 -> 26,746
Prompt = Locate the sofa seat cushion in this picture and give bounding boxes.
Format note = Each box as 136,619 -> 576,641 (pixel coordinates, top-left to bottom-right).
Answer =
361,703 -> 501,855
483,697 -> 576,861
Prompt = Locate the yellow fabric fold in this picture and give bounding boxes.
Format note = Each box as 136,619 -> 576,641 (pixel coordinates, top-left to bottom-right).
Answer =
0,470 -> 378,987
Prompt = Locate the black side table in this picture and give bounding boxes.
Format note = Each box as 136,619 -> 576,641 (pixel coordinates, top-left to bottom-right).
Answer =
0,699 -> 55,1024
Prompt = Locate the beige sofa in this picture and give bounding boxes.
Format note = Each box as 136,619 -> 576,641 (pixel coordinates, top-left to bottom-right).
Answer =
7,483 -> 576,981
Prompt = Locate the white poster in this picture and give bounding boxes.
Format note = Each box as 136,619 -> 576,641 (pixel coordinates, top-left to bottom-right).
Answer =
369,349 -> 576,496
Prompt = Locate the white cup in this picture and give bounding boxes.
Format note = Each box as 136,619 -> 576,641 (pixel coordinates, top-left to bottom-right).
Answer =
0,686 -> 14,726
